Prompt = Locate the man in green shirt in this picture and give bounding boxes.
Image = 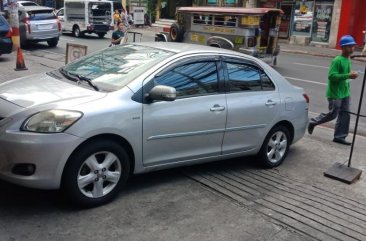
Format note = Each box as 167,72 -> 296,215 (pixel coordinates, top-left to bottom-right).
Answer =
308,35 -> 359,145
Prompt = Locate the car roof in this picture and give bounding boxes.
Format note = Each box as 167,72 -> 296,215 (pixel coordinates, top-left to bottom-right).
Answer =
19,6 -> 54,11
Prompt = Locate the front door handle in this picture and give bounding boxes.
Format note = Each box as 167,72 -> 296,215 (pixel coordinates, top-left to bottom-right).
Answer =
210,104 -> 225,112
265,100 -> 277,107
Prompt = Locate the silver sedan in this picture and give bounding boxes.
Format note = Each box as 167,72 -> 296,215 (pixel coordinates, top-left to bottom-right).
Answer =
0,42 -> 309,207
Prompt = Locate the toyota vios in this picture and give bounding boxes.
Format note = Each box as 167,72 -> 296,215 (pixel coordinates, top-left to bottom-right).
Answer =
0,43 -> 309,207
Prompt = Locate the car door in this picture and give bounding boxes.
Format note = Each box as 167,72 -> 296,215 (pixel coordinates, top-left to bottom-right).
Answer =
222,58 -> 280,154
142,58 -> 227,167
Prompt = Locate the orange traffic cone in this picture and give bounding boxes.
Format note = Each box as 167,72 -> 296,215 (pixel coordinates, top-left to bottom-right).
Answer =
14,46 -> 28,71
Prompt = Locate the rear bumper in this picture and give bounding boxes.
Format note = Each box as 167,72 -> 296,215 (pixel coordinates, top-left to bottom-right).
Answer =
26,32 -> 61,42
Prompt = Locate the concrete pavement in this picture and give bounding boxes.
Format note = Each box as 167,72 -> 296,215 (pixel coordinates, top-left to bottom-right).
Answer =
1,36 -> 366,240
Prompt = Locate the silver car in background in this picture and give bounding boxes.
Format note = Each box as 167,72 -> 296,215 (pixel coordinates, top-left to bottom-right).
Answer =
18,5 -> 61,47
0,43 -> 309,207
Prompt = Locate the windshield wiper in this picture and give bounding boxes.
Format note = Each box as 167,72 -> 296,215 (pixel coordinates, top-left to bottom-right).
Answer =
59,68 -> 99,91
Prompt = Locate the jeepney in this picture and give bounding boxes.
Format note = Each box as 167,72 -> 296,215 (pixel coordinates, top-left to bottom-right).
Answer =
155,7 -> 283,65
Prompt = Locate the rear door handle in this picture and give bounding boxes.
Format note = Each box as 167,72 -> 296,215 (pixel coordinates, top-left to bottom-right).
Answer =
210,104 -> 225,112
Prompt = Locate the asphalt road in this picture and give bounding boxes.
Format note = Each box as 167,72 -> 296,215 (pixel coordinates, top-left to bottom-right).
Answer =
275,53 -> 366,135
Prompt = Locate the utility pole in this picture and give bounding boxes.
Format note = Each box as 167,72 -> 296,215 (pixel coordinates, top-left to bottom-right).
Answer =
8,0 -> 20,49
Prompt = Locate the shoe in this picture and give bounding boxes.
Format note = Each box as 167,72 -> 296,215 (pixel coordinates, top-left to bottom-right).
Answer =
308,122 -> 315,135
333,138 -> 352,146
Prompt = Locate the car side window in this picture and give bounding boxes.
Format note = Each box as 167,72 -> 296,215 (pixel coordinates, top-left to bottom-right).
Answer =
226,62 -> 274,92
154,61 -> 219,98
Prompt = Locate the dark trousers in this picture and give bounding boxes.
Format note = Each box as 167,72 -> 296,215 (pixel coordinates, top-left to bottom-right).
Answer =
312,96 -> 351,139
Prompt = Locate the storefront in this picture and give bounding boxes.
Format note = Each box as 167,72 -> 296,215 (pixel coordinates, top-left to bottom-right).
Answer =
258,0 -> 337,46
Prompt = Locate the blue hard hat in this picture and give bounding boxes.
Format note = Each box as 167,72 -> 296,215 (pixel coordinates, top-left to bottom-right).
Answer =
339,35 -> 356,47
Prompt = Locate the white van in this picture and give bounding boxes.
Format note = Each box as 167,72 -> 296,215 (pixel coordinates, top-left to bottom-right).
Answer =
57,0 -> 113,38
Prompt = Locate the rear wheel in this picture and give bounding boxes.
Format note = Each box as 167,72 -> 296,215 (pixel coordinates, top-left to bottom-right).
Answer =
258,125 -> 290,168
73,26 -> 83,38
169,23 -> 183,42
62,140 -> 130,207
47,38 -> 59,47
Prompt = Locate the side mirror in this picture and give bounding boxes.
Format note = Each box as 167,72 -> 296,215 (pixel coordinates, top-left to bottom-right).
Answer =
147,85 -> 176,102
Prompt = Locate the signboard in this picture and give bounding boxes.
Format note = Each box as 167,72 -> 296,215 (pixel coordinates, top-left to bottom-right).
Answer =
311,3 -> 333,43
65,43 -> 87,64
240,16 -> 260,26
133,7 -> 145,25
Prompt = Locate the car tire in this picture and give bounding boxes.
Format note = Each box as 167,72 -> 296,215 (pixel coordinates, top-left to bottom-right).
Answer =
169,23 -> 183,42
62,140 -> 131,207
47,38 -> 59,47
73,26 -> 83,38
258,125 -> 290,168
97,33 -> 106,39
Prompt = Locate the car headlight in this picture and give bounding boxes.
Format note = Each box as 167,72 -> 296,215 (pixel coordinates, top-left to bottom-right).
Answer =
21,110 -> 83,133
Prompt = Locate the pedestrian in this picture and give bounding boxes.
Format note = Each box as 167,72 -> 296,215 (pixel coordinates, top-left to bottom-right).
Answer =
113,9 -> 121,28
308,35 -> 359,145
110,21 -> 125,46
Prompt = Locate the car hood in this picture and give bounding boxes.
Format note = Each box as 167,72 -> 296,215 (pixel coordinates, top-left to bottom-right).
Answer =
0,73 -> 102,108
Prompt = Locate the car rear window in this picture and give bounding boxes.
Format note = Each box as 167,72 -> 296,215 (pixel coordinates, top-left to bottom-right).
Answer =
27,10 -> 56,20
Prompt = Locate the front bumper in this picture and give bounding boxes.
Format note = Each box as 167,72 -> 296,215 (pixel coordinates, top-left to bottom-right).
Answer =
0,129 -> 83,189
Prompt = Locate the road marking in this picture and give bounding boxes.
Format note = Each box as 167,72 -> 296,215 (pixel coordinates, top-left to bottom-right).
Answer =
294,62 -> 365,74
294,62 -> 329,69
284,76 -> 327,86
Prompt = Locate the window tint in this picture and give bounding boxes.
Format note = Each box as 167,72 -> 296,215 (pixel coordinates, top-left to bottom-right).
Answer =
155,62 -> 219,98
28,10 -> 56,20
226,62 -> 274,91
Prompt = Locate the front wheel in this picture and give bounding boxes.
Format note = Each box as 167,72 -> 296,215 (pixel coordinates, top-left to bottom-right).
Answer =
258,125 -> 290,168
62,140 -> 130,207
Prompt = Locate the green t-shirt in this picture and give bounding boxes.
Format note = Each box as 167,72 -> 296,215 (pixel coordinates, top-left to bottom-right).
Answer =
326,55 -> 351,99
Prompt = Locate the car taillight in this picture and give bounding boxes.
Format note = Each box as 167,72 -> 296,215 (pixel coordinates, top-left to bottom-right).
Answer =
23,17 -> 31,34
5,28 -> 12,37
303,93 -> 309,110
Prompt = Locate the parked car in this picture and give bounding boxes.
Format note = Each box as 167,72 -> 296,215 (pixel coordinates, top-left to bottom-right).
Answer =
0,14 -> 12,55
0,43 -> 309,207
17,1 -> 39,7
18,5 -> 61,47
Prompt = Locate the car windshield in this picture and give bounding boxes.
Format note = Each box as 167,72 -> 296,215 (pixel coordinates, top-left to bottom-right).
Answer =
62,45 -> 174,91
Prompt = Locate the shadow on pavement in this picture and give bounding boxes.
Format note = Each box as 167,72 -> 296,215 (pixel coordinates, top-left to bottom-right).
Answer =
0,156 -> 260,211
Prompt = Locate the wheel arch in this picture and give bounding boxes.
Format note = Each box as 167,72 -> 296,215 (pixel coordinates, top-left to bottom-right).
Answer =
272,120 -> 294,145
62,134 -> 135,180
